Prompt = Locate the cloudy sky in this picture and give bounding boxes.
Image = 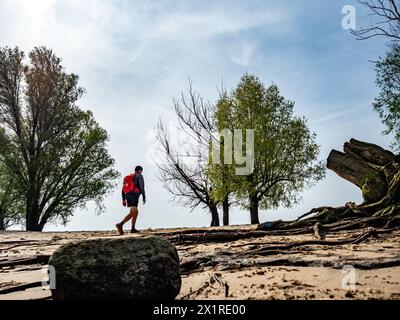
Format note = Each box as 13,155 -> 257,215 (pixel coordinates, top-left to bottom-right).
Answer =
0,0 -> 392,231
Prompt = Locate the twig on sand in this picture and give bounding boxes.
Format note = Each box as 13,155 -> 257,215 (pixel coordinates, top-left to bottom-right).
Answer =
180,273 -> 228,300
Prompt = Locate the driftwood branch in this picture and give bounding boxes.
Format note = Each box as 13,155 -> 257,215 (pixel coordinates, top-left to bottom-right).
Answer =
0,255 -> 50,268
0,281 -> 43,295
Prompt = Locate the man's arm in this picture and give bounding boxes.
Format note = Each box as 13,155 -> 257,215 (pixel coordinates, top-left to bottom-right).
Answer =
137,175 -> 146,202
122,189 -> 127,206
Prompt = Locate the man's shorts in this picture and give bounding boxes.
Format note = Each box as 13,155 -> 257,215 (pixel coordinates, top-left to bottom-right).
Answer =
125,192 -> 140,207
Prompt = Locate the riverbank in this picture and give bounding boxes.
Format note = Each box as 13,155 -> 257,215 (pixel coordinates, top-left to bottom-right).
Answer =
1,226 -> 399,300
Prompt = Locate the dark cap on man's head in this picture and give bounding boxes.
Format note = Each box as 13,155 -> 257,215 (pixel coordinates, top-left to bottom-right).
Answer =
135,165 -> 143,173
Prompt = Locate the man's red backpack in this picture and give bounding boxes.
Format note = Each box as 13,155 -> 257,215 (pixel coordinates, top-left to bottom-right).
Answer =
122,174 -> 140,193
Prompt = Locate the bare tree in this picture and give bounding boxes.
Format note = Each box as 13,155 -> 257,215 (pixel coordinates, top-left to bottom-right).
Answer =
352,0 -> 400,41
156,83 -> 221,226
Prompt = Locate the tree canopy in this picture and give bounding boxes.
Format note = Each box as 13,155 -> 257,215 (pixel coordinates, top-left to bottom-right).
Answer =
373,43 -> 400,150
210,74 -> 326,224
159,74 -> 325,226
0,46 -> 119,231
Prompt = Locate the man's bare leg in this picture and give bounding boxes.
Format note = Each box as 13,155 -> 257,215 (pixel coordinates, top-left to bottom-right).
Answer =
122,207 -> 135,224
131,207 -> 139,232
116,207 -> 135,235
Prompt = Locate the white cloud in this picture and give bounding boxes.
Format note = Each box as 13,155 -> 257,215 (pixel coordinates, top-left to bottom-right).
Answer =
230,41 -> 256,66
143,9 -> 289,40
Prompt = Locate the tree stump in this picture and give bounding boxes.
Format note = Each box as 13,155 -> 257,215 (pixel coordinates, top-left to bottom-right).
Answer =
257,138 -> 400,233
327,138 -> 397,203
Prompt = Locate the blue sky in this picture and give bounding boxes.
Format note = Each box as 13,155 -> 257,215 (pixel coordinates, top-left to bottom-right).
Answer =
0,0 -> 393,230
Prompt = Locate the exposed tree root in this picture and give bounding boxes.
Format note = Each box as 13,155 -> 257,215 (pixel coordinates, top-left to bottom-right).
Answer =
313,222 -> 324,240
245,228 -> 379,257
180,248 -> 400,275
0,281 -> 43,295
168,230 -> 271,244
182,252 -> 370,274
153,227 -> 253,237
214,256 -> 400,272
0,255 -> 50,268
179,227 -> 397,274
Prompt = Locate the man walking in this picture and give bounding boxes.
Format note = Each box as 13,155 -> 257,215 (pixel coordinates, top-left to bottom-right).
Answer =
116,165 -> 146,235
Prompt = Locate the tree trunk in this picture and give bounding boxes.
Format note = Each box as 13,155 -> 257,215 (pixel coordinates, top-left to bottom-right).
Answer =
209,203 -> 220,227
25,199 -> 42,231
222,197 -> 229,226
25,215 -> 41,231
249,194 -> 260,225
25,214 -> 41,231
327,138 -> 397,203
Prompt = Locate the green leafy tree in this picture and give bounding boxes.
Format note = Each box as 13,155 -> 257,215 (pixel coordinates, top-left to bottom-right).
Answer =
212,74 -> 325,224
208,92 -> 239,226
0,46 -> 119,231
373,43 -> 400,150
0,160 -> 22,230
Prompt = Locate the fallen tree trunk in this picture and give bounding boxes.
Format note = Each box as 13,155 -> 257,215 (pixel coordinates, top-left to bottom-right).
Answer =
165,139 -> 400,244
327,138 -> 397,203
257,139 -> 400,233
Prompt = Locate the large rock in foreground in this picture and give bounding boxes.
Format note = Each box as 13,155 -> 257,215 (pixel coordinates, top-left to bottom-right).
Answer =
49,236 -> 181,300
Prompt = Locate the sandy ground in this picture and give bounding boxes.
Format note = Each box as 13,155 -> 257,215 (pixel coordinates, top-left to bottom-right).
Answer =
0,226 -> 399,300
